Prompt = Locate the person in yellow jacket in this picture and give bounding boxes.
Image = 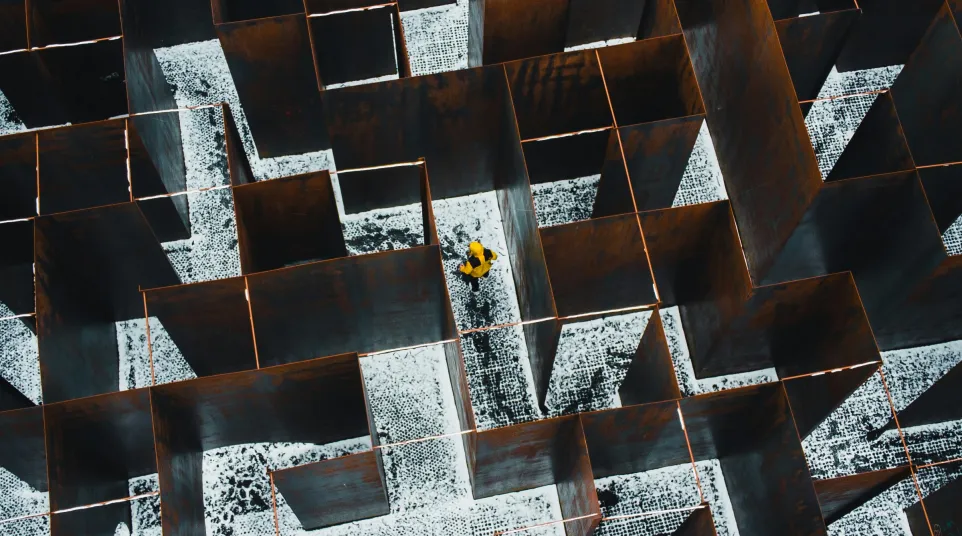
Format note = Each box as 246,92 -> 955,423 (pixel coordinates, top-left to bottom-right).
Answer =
459,241 -> 498,292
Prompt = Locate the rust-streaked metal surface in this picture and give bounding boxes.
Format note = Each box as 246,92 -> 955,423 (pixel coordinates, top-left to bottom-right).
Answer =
468,0 -> 569,66
521,129 -> 610,185
119,0 -> 216,50
540,214 -> 657,316
27,0 -> 121,47
591,128 -> 638,219
43,388 -> 156,511
835,0 -> 944,71
309,7 -> 402,87
782,365 -> 880,440
637,0 -> 682,40
210,0 -> 304,24
129,113 -> 191,242
618,114 -> 704,210
272,450 -> 389,530
812,466 -> 912,525
233,170 -> 347,274
144,277 -> 258,377
619,308 -> 682,407
216,14 -> 330,158
564,0 -> 647,50
675,506 -> 719,536
775,9 -> 859,102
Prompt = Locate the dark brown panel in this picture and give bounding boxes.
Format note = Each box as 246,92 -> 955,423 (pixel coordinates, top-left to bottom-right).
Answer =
325,65 -> 508,199
522,129 -> 610,185
150,354 -> 372,534
826,92 -> 915,180
0,0 -> 27,52
35,203 -> 180,402
420,162 -> 441,246
813,467 -> 911,524
674,0 -> 823,282
210,0 -> 304,24
338,165 -> 423,214
119,0 -> 216,50
890,3 -> 962,166
620,309 -> 682,406
919,165 -> 962,234
874,256 -> 962,351
700,273 -> 879,377
907,471 -> 962,536
216,15 -> 330,158
0,218 -> 35,319
145,277 -> 258,378
50,500 -> 132,536
541,214 -> 656,316
505,50 -> 612,140
305,0 -> 393,13
763,172 -> 946,332
525,318 -> 562,411
557,418 -> 601,536
247,246 -> 455,366
582,400 -> 691,479
272,450 -> 388,530
783,365 -> 879,440
309,6 -> 399,87
775,9 -> 859,102
565,0 -> 647,49
496,86 -> 557,323
637,0 -> 682,40
0,406 -> 48,492
768,0 -> 855,20
223,103 -> 255,187
38,121 -> 129,215
592,129 -> 637,219
892,359 -> 962,429
27,0 -> 120,47
619,115 -> 703,210
0,131 -> 36,221
675,506 -> 718,535
233,171 -> 347,274
468,0 -> 569,66
640,202 -> 752,364
443,340 -> 477,476
397,0 -> 456,10
681,384 -> 827,536
0,377 -> 34,412
598,36 -> 704,127
128,114 -> 191,242
835,0 -> 944,71
472,415 -> 595,509
44,389 -> 156,510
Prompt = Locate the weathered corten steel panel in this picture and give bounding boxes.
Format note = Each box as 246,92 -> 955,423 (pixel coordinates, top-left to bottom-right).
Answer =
216,15 -> 330,158
767,0 -> 855,21
522,129 -> 610,185
27,0 -> 121,47
420,162 -> 442,247
309,6 -> 401,87
222,103 -> 255,187
906,464 -> 962,536
120,0 -> 216,50
37,120 -> 130,216
565,0 -> 647,49
540,214 -> 656,317
444,340 -> 477,477
338,165 -> 424,215
325,65 -> 508,200
812,466 -> 911,525
0,39 -> 128,127
272,450 -> 389,530
467,0 -> 569,66
145,277 -> 258,378
232,170 -> 347,274
873,256 -> 962,350
247,245 -> 456,367
35,203 -> 180,403
504,50 -> 613,140
674,0 -> 824,284
1,375 -> 34,412
640,202 -> 752,367
835,0 -> 944,71
597,36 -> 705,127
919,165 -> 962,234
210,0 -> 304,24
0,0 -> 28,52
592,129 -> 638,219
783,365 -> 880,440
826,92 -> 915,181
0,406 -> 48,492
582,400 -> 691,479
619,309 -> 682,406
150,354 -> 372,535
50,501 -> 133,536
889,358 -> 962,430
129,113 -> 191,242
682,384 -> 828,536
0,132 -> 36,222
397,0 -> 456,10
0,221 -> 35,320
890,2 -> 962,166
43,389 -> 156,510
763,172 -> 946,334
637,0 -> 682,40
775,9 -> 859,102
472,415 -> 600,534
618,115 -> 704,211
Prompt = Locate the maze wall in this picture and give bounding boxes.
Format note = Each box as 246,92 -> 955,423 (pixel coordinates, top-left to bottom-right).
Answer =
1,0 -> 962,535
